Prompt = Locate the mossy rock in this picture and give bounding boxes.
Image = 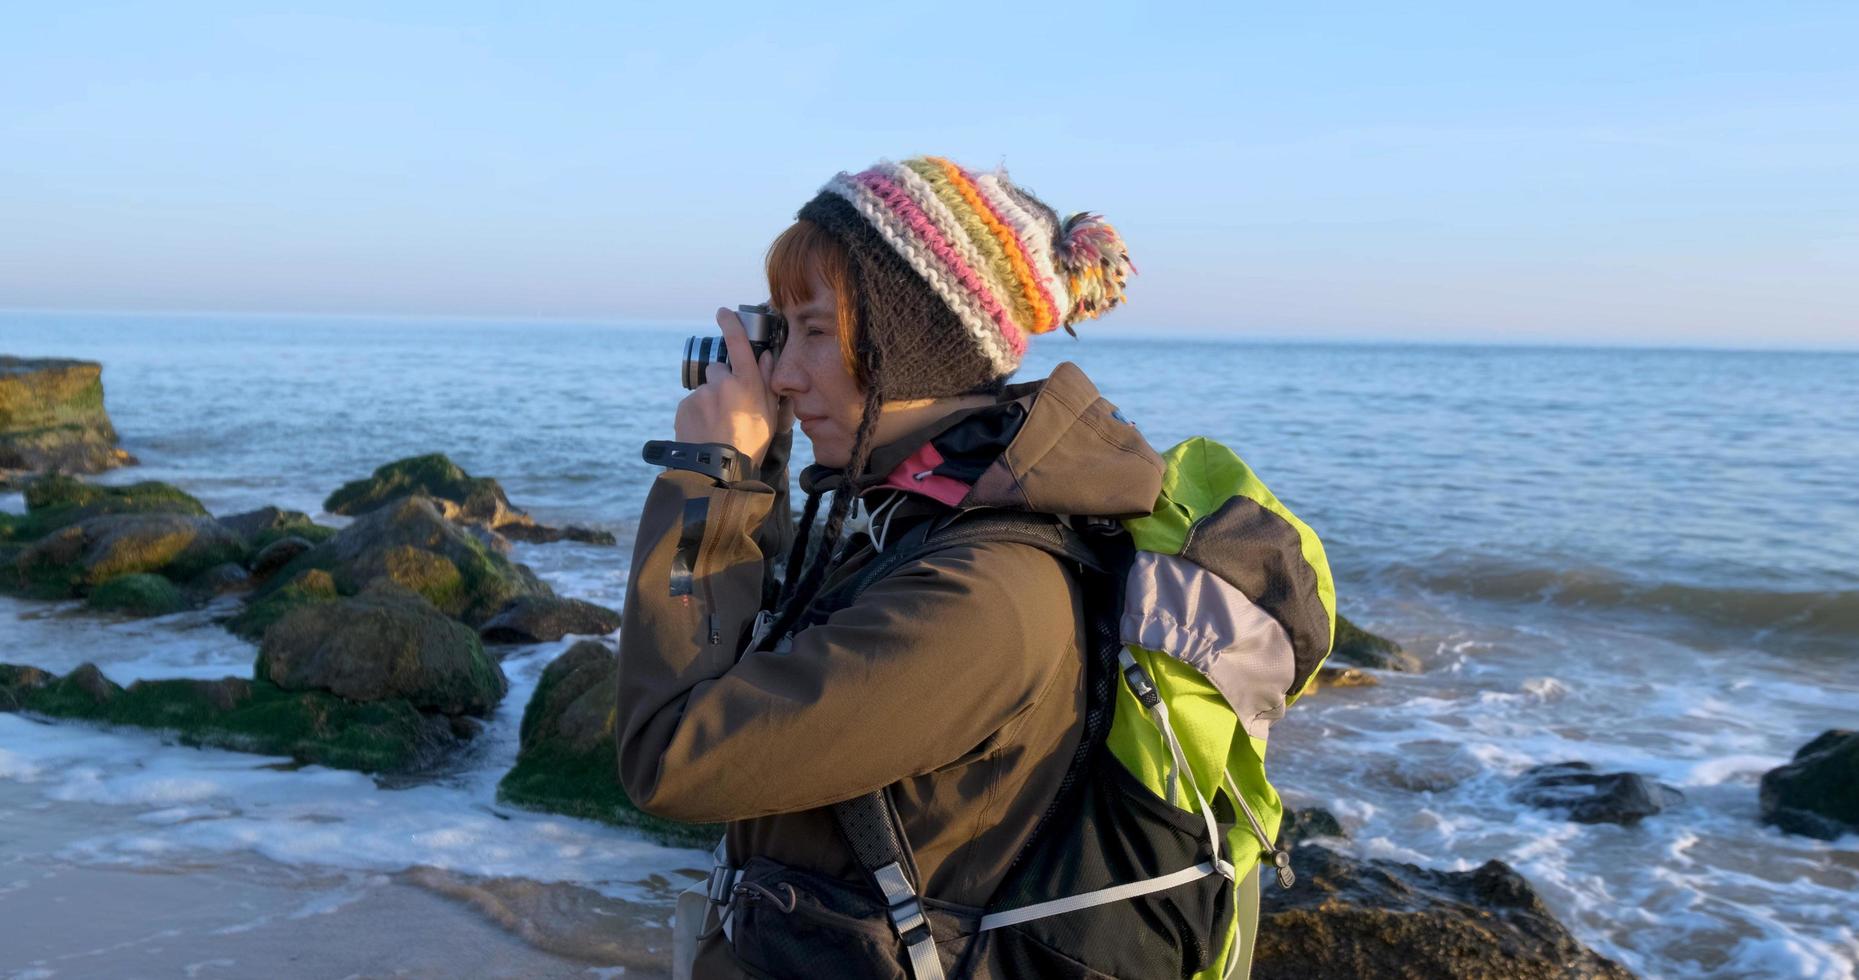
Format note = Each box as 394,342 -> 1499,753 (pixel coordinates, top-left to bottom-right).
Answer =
325,454 -> 517,525
11,512 -> 246,598
497,640 -> 718,849
219,506 -> 339,552
0,663 -> 53,710
88,573 -> 191,616
225,568 -> 339,641
252,495 -> 549,627
1330,615 -> 1421,672
258,591 -> 507,716
1,661 -> 458,773
11,474 -> 206,540
0,358 -> 130,478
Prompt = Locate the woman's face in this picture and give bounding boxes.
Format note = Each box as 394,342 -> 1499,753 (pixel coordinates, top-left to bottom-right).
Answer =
770,269 -> 863,468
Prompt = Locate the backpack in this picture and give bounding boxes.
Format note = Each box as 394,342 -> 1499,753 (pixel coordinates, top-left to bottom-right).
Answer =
716,436 -> 1336,980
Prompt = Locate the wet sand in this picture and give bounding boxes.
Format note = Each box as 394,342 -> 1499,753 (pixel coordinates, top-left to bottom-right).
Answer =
0,782 -> 687,980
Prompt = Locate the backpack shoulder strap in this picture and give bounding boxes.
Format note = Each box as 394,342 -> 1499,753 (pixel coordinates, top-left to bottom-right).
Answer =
825,509 -> 1122,980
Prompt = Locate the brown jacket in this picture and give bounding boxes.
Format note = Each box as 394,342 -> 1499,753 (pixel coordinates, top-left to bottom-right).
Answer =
616,362 -> 1163,977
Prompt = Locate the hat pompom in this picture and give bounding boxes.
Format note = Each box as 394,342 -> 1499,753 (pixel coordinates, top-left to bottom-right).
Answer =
1055,212 -> 1135,330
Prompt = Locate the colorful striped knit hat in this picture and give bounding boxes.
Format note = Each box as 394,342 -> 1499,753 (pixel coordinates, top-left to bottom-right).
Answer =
796,156 -> 1135,399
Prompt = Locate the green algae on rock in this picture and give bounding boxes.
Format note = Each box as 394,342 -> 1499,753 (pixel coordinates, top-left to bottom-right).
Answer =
326,454 -> 519,524
258,589 -> 507,717
0,357 -> 133,482
217,506 -> 338,553
2,474 -> 207,544
253,495 -> 551,628
497,640 -> 719,849
225,567 -> 339,640
88,573 -> 192,616
11,512 -> 246,598
1330,614 -> 1422,672
0,661 -> 460,773
324,454 -> 615,546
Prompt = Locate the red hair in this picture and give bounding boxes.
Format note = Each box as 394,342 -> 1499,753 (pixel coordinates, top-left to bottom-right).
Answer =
764,220 -> 867,387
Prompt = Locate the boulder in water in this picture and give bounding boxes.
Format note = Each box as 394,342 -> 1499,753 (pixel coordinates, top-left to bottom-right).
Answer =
0,660 -> 460,773
249,535 -> 315,581
1254,845 -> 1632,980
0,357 -> 134,482
1330,615 -> 1421,672
1760,730 -> 1859,840
1512,761 -> 1684,826
479,595 -> 622,644
88,573 -> 192,616
1309,665 -> 1380,693
11,512 -> 245,598
225,567 -> 339,640
253,495 -> 550,627
2,474 -> 206,545
218,506 -> 337,552
257,589 -> 507,717
324,454 -> 614,546
1277,806 -> 1349,849
496,639 -> 719,848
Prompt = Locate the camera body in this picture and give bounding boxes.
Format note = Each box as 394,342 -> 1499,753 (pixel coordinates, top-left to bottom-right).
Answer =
682,305 -> 785,389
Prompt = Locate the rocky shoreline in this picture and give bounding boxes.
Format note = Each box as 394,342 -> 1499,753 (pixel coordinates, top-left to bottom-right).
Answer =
5,355 -> 1854,977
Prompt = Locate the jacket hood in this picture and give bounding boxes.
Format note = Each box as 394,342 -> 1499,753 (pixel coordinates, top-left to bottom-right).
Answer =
800,361 -> 1164,521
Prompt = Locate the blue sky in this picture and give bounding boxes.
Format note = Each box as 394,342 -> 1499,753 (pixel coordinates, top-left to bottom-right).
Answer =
2,2 -> 1855,348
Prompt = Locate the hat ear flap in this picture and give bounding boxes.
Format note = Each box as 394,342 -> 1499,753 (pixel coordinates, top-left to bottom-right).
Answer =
1055,213 -> 1135,329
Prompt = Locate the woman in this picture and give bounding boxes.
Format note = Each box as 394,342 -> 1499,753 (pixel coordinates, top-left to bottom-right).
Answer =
616,155 -> 1160,978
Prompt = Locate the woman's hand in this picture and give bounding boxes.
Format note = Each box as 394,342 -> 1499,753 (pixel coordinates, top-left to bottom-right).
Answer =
674,307 -> 791,470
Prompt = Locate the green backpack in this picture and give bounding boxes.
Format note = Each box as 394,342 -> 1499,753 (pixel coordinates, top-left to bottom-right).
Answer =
789,437 -> 1336,980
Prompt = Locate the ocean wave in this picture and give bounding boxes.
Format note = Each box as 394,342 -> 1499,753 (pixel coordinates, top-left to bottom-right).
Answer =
1378,558 -> 1859,651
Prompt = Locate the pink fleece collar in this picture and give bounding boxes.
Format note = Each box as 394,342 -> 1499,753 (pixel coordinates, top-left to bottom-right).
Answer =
874,441 -> 972,507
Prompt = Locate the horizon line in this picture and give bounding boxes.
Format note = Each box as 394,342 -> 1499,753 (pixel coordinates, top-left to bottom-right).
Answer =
3,305 -> 1855,357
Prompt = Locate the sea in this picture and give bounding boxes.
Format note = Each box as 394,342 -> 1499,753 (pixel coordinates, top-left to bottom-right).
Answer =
2,311 -> 1855,978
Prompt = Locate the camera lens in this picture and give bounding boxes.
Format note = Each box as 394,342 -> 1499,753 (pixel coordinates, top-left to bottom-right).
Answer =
682,335 -> 729,389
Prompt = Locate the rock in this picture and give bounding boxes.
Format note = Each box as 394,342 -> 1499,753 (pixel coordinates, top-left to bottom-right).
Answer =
225,567 -> 339,640
499,523 -> 619,546
1254,845 -> 1632,980
326,454 -> 525,526
465,524 -> 512,556
496,640 -> 719,848
252,495 -> 550,627
1512,762 -> 1683,826
87,573 -> 191,616
218,506 -> 337,551
0,661 -> 460,773
258,591 -> 507,717
1330,615 -> 1421,672
249,535 -> 314,580
479,595 -> 622,644
1760,730 -> 1859,840
12,512 -> 246,597
21,661 -> 126,713
2,474 -> 205,545
324,454 -> 613,547
1310,665 -> 1380,693
189,562 -> 252,595
0,663 -> 53,710
1277,807 -> 1349,849
0,357 -> 133,481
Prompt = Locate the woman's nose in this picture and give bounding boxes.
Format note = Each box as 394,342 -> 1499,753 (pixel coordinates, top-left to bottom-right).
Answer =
770,343 -> 805,398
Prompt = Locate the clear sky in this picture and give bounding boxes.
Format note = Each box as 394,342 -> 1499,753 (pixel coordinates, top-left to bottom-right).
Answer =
3,2 -> 1855,348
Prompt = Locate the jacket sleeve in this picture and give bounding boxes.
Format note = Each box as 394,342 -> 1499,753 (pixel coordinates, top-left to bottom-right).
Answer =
614,469 -> 1078,824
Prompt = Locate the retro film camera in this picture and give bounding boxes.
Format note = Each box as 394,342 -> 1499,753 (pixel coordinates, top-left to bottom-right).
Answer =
681,304 -> 786,389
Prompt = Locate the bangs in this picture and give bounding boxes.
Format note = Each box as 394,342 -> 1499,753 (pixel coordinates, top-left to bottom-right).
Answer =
765,220 -> 864,384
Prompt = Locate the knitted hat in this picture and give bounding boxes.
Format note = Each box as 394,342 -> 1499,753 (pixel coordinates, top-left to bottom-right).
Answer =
796,156 -> 1134,400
